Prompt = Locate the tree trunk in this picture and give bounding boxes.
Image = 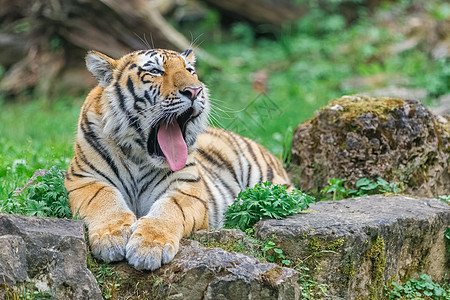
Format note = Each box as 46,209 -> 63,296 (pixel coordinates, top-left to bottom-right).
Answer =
199,0 -> 308,27
0,0 -> 214,98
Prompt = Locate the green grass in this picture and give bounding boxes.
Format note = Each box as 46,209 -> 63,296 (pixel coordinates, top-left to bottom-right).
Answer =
0,98 -> 81,200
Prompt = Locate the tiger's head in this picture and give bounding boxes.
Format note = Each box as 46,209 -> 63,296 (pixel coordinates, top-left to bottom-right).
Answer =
86,49 -> 209,171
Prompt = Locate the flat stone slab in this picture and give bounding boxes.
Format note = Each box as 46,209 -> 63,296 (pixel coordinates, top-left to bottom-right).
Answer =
112,238 -> 300,300
254,195 -> 450,299
0,214 -> 102,300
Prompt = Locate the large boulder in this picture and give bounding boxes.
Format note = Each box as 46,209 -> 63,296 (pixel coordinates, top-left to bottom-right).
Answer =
254,195 -> 450,299
0,214 -> 102,300
290,95 -> 449,197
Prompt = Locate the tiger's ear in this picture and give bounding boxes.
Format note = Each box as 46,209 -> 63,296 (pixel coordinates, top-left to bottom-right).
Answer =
86,51 -> 117,87
181,49 -> 196,65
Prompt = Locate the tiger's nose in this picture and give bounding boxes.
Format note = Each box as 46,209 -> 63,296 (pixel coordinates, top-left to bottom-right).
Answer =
181,86 -> 202,101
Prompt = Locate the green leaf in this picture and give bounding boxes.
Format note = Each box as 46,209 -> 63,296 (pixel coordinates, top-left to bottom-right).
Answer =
356,178 -> 371,187
360,182 -> 378,190
376,178 -> 389,187
281,259 -> 291,266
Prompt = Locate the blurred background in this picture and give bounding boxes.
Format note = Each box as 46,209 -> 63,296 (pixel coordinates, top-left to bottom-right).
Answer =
0,0 -> 449,196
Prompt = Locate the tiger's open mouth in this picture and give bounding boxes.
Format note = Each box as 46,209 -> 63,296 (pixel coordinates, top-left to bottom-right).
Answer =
147,107 -> 194,171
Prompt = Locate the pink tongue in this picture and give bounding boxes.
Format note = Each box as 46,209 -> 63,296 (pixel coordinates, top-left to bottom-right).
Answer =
157,121 -> 188,171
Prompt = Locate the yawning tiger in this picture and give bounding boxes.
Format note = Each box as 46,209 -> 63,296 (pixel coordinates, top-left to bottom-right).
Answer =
65,49 -> 292,270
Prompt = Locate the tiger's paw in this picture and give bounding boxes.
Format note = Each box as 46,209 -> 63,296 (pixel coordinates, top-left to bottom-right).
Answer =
89,213 -> 137,262
125,217 -> 181,271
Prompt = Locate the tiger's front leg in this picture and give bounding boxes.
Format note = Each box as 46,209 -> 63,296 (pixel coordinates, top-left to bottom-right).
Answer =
126,181 -> 208,270
66,180 -> 137,262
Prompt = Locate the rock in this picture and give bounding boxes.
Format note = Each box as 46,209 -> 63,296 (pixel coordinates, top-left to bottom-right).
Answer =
0,235 -> 28,285
111,239 -> 299,300
0,214 -> 102,300
254,195 -> 450,299
192,228 -> 255,251
290,95 -> 449,197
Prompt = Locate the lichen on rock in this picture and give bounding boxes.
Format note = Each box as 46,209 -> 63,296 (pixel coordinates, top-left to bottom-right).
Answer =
290,95 -> 449,197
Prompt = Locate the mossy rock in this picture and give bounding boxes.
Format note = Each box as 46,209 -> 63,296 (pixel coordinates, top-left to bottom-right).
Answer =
290,95 -> 449,197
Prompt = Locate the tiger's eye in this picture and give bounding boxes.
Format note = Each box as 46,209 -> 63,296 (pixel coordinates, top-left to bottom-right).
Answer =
149,68 -> 164,75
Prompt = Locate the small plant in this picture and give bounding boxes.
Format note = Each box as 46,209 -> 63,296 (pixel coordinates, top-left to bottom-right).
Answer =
296,264 -> 329,299
386,274 -> 449,299
354,178 -> 399,196
445,227 -> 450,242
87,251 -> 121,299
0,166 -> 72,218
2,283 -> 52,300
438,195 -> 450,205
321,177 -> 400,201
224,182 -> 314,231
262,240 -> 291,266
320,178 -> 353,201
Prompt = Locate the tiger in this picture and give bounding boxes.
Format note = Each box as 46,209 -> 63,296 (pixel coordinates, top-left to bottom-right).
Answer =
65,48 -> 292,271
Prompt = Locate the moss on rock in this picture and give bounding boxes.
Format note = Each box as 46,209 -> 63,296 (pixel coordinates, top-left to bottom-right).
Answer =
366,236 -> 386,299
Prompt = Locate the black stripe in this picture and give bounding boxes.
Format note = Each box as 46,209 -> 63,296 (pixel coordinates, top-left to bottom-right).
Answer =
178,190 -> 207,209
144,90 -> 155,106
197,149 -> 237,196
116,61 -> 131,86
225,132 -> 247,187
154,170 -> 174,187
172,198 -> 186,232
190,218 -> 196,236
75,143 -> 118,190
209,129 -> 246,188
256,144 -> 274,182
127,76 -> 147,111
65,165 -> 74,180
145,51 -> 158,57
241,137 -> 263,185
183,49 -> 193,57
198,170 -> 215,224
74,153 -> 91,175
197,148 -> 239,185
141,170 -> 173,200
66,162 -> 91,180
137,170 -> 161,198
152,176 -> 201,202
177,177 -> 201,183
114,82 -> 144,139
86,186 -> 107,208
196,159 -> 235,224
67,182 -> 96,195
